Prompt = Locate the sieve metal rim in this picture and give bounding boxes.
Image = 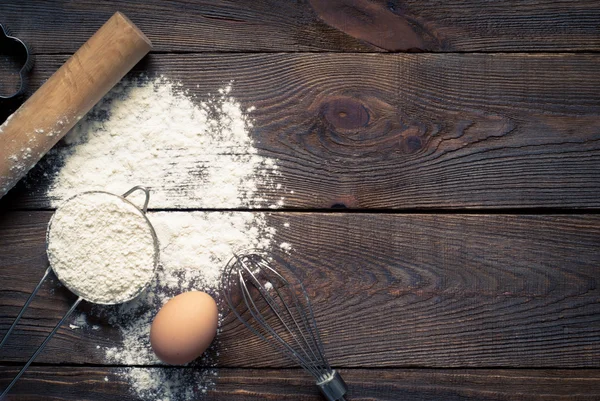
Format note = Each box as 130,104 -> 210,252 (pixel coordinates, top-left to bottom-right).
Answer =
45,187 -> 160,305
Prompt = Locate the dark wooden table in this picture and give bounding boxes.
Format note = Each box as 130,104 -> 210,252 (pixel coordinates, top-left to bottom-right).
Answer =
1,1 -> 600,400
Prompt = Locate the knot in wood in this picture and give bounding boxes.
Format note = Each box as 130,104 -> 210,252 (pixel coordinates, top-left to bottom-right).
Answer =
322,97 -> 369,131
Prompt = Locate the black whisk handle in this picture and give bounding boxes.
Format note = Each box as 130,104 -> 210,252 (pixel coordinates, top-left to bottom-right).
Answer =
317,370 -> 348,401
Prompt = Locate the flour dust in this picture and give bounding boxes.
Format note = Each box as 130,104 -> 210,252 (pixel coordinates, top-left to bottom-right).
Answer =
40,76 -> 281,209
35,75 -> 285,400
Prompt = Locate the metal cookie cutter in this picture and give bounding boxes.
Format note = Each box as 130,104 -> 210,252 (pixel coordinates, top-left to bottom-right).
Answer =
0,24 -> 34,100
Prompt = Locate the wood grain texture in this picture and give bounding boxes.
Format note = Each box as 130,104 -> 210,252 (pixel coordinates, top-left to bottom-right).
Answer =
1,1 -> 598,399
2,53 -> 599,209
1,366 -> 599,401
1,0 -> 600,53
1,211 -> 599,368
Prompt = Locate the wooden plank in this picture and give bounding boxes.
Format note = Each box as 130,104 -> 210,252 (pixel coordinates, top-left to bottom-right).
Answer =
1,367 -> 599,401
1,211 -> 599,367
1,1 -> 600,53
2,53 -> 600,209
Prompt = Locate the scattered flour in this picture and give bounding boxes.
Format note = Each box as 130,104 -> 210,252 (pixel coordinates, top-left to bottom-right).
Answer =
125,367 -> 216,400
35,76 -> 285,400
69,313 -> 99,331
72,313 -> 88,327
101,211 -> 274,399
47,192 -> 156,304
150,212 -> 275,291
39,76 -> 280,208
103,211 -> 275,366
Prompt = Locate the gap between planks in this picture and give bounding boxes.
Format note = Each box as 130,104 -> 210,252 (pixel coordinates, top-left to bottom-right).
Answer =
4,207 -> 600,215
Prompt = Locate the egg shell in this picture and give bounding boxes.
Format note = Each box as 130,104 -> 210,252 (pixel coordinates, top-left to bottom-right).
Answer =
150,291 -> 218,365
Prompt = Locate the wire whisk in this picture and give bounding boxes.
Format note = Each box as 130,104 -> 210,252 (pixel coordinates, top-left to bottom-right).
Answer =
222,251 -> 348,401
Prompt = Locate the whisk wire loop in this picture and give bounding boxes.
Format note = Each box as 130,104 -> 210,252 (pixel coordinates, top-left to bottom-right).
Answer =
223,251 -> 348,401
239,263 -> 323,377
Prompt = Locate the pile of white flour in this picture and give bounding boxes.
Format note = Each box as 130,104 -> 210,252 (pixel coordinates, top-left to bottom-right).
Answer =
35,76 -> 285,400
41,76 -> 280,209
48,192 -> 156,304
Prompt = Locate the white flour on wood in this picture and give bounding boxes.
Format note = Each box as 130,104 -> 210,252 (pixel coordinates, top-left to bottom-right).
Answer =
102,211 -> 275,399
38,76 -> 281,209
31,76 -> 286,400
48,192 -> 156,304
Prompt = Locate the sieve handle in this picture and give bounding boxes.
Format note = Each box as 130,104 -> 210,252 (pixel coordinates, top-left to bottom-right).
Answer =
122,185 -> 151,213
0,297 -> 83,399
0,266 -> 52,349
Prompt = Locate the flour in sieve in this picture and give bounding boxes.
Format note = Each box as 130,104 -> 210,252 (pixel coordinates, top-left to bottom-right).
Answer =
48,192 -> 156,304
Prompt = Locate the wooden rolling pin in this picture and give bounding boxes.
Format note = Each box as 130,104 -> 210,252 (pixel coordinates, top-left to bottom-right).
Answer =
0,12 -> 152,198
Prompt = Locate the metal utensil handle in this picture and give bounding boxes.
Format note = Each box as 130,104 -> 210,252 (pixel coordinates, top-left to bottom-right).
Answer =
0,266 -> 51,349
122,185 -> 151,213
317,370 -> 348,401
0,297 -> 83,399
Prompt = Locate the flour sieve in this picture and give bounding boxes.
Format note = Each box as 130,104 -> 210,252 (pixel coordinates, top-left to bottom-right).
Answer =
0,186 -> 160,399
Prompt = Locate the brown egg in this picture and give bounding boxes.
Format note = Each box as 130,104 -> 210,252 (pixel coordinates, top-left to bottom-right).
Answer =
150,291 -> 218,365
